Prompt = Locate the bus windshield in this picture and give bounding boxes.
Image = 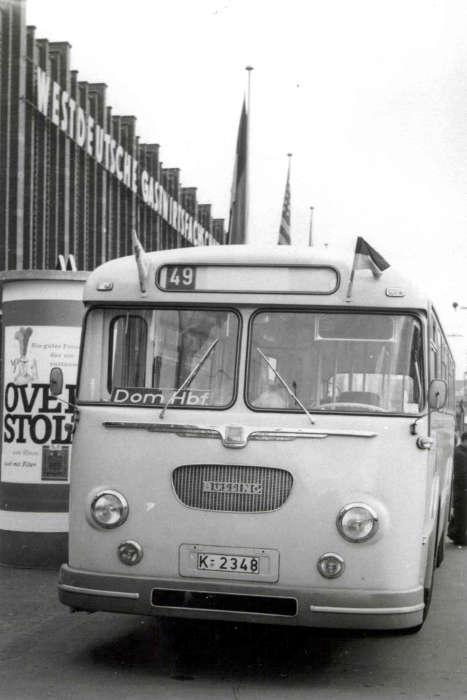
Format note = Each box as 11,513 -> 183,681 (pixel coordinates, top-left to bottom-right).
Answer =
79,307 -> 239,408
247,311 -> 424,414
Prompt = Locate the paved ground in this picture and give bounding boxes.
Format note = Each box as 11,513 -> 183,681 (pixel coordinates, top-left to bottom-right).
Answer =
0,540 -> 466,699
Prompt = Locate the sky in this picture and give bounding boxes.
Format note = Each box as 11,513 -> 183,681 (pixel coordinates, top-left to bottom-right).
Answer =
26,0 -> 467,375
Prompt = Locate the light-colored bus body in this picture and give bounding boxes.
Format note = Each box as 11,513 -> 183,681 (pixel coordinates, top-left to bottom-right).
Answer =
59,245 -> 455,631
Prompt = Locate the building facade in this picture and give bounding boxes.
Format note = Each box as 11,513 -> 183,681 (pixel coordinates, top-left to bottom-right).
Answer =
0,0 -> 225,274
0,0 -> 225,568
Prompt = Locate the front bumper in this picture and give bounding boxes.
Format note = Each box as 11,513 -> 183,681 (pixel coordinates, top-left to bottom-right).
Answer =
58,564 -> 425,630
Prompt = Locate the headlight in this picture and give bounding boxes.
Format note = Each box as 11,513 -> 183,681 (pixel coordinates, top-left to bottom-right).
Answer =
90,490 -> 128,529
336,502 -> 378,542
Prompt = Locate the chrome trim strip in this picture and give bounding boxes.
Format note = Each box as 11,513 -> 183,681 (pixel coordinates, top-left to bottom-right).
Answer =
59,583 -> 139,600
103,422 -> 377,442
249,428 -> 377,439
309,603 -> 425,615
103,422 -> 218,437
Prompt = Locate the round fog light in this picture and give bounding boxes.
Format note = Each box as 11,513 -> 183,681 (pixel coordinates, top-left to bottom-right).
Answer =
118,540 -> 143,566
317,553 -> 345,579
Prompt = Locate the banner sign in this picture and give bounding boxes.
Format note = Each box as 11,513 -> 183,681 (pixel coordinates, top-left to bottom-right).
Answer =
35,66 -> 216,247
2,326 -> 81,483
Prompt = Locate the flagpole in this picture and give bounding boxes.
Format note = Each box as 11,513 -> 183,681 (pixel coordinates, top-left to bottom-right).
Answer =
245,66 -> 253,244
287,152 -> 292,241
346,235 -> 359,301
308,206 -> 314,246
345,263 -> 357,302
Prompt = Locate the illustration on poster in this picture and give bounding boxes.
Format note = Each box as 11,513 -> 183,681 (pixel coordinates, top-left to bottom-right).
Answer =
12,327 -> 38,386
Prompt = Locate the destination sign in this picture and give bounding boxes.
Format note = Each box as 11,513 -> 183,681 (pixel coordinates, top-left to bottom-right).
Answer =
110,387 -> 209,406
157,265 -> 339,294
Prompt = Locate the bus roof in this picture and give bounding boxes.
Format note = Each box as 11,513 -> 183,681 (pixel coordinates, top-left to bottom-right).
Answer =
84,244 -> 429,309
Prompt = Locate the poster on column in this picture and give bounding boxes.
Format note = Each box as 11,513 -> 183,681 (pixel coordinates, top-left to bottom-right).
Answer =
2,325 -> 81,483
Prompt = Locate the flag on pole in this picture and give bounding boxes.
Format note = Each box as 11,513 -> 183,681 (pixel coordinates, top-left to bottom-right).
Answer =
346,236 -> 390,299
228,99 -> 248,244
278,155 -> 292,245
353,236 -> 390,277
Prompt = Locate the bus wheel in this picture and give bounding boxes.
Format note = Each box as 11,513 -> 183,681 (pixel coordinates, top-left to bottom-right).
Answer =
435,498 -> 447,568
399,525 -> 438,635
397,622 -> 423,635
422,566 -> 435,621
435,530 -> 445,567
397,572 -> 434,635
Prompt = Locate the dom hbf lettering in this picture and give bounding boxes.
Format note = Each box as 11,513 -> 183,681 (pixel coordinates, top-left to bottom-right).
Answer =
3,383 -> 76,445
110,387 -> 209,407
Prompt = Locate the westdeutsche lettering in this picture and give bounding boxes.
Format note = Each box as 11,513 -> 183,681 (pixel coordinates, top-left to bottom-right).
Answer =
111,388 -> 210,406
35,66 -> 214,247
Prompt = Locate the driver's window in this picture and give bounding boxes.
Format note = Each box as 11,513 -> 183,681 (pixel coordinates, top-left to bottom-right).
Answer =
110,315 -> 148,389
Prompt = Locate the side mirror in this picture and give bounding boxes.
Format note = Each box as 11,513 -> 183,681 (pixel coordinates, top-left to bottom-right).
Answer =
428,378 -> 447,411
49,367 -> 64,396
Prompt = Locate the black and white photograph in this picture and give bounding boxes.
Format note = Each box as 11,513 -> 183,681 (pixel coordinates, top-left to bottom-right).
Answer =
0,0 -> 466,697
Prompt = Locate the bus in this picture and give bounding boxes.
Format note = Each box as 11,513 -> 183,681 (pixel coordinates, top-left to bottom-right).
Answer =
56,243 -> 455,632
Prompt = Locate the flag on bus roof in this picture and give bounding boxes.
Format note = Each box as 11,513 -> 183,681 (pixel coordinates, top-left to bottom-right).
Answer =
228,99 -> 248,244
346,236 -> 390,299
278,155 -> 292,245
353,236 -> 390,277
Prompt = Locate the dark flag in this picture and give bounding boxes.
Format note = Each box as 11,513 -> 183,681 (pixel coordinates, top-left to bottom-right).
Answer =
353,236 -> 390,277
278,156 -> 291,245
346,236 -> 390,299
228,100 -> 248,244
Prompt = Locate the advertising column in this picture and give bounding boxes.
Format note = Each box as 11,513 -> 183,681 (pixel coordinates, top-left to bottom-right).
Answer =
0,271 -> 87,567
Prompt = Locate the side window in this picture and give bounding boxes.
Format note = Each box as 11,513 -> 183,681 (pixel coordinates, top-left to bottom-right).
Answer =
408,323 -> 424,409
440,339 -> 448,382
430,317 -> 440,380
448,366 -> 455,412
430,314 -> 455,413
109,315 -> 148,389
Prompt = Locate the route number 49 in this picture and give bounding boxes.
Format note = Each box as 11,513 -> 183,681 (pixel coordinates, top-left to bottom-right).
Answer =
164,265 -> 196,290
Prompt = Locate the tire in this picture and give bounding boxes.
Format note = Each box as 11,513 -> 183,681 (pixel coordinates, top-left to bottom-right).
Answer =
435,530 -> 445,567
436,500 -> 447,568
402,512 -> 439,634
398,557 -> 435,635
422,559 -> 435,621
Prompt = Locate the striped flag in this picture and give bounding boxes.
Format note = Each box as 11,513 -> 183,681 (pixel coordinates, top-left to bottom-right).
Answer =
346,236 -> 390,299
228,100 -> 248,244
353,236 -> 389,277
278,156 -> 291,245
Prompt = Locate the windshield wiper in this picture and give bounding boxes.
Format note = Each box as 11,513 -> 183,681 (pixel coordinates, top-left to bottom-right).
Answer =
159,338 -> 219,419
256,347 -> 315,425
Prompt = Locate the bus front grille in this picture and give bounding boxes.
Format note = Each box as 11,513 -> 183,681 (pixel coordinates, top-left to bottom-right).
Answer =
172,464 -> 293,512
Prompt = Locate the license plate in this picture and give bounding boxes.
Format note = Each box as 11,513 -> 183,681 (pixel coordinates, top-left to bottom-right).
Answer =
179,544 -> 279,582
197,553 -> 259,574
